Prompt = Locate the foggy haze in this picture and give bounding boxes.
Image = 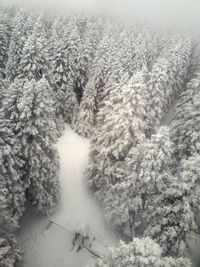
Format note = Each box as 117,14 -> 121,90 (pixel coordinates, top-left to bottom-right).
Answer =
0,0 -> 200,32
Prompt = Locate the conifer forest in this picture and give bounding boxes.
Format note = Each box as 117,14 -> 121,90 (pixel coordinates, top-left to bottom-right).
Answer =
0,2 -> 200,267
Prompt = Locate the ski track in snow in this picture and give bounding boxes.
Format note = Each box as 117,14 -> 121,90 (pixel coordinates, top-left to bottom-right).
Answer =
19,125 -> 117,267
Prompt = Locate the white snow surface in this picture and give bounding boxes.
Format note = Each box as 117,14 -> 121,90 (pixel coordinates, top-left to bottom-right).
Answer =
19,125 -> 117,267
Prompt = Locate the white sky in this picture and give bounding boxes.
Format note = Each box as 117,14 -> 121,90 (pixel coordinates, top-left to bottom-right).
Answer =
1,0 -> 200,32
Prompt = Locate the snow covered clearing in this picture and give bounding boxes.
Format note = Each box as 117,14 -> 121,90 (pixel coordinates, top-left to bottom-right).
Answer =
19,125 -> 117,267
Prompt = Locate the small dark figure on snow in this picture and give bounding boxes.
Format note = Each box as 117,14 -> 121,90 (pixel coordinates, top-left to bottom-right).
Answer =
71,223 -> 94,253
71,232 -> 81,251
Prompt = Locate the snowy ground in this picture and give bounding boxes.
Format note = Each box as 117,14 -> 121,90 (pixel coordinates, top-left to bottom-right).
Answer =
160,101 -> 177,126
19,125 -> 117,267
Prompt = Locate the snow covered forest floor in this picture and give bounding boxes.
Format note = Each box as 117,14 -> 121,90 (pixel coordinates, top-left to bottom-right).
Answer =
19,125 -> 117,267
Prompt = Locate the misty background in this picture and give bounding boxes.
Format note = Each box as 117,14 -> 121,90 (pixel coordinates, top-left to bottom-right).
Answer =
0,0 -> 200,32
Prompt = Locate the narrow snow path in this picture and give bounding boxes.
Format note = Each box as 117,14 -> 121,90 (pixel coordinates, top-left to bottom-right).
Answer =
160,101 -> 177,126
19,125 -> 116,267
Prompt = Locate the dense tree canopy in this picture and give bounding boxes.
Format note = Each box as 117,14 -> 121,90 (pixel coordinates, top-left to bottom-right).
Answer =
90,238 -> 191,267
0,5 -> 199,266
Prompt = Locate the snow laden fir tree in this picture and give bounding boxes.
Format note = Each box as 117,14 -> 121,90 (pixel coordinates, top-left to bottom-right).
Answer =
16,79 -> 60,213
90,238 -> 191,267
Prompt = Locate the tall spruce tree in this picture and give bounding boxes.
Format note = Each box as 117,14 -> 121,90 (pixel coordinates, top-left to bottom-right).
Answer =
0,117 -> 25,219
6,10 -> 35,81
178,154 -> 200,232
147,37 -> 192,125
18,15 -> 51,83
144,178 -> 197,257
170,74 -> 200,159
16,78 -> 60,214
91,69 -> 149,162
0,10 -> 12,80
72,79 -> 96,138
0,191 -> 22,267
50,29 -> 78,125
64,19 -> 82,101
102,127 -> 175,237
75,16 -> 104,93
